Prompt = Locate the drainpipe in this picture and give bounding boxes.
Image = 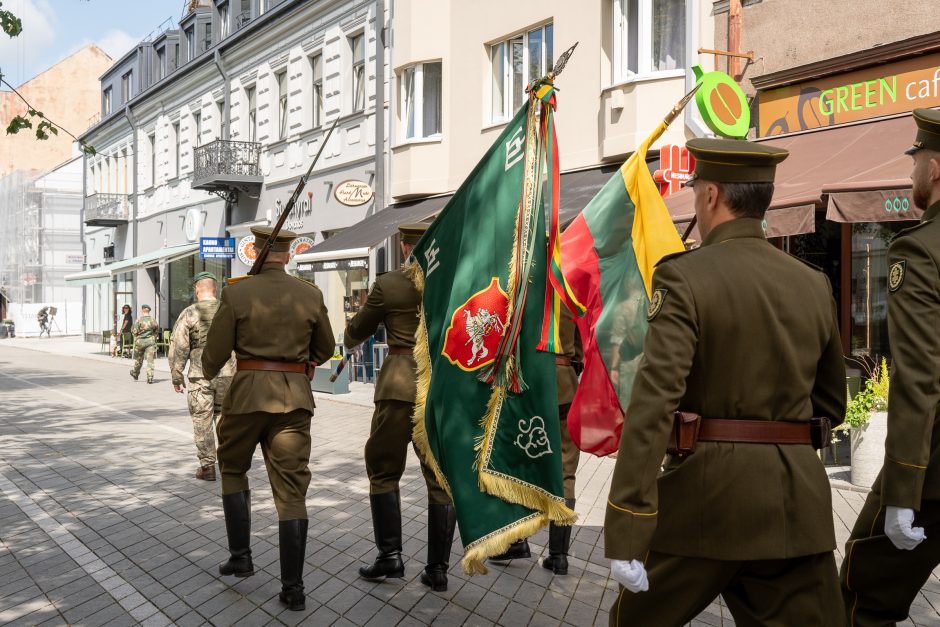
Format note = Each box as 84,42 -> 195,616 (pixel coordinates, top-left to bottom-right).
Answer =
80,150 -> 87,339
124,104 -> 139,308
684,0 -> 710,138
214,49 -> 234,279
373,0 -> 386,215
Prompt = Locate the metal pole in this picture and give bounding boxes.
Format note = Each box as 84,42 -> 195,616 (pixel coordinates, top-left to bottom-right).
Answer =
373,0 -> 386,213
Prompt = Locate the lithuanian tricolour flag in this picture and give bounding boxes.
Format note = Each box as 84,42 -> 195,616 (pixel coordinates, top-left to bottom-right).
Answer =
560,122 -> 684,457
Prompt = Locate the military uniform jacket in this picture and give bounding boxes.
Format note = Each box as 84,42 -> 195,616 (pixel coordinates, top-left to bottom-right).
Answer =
132,316 -> 158,345
201,263 -> 335,415
169,299 -> 235,385
605,218 -> 846,562
880,200 -> 940,510
557,306 -> 582,406
344,267 -> 419,403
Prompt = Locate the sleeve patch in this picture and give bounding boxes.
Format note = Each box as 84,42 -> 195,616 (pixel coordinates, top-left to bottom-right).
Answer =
889,261 -> 906,292
647,289 -> 668,321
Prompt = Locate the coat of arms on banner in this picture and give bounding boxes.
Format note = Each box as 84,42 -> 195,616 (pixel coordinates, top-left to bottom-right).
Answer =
442,278 -> 509,371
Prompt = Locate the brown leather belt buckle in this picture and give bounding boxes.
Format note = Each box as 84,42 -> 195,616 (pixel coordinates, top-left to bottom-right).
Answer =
387,346 -> 413,356
666,411 -> 702,457
555,356 -> 572,367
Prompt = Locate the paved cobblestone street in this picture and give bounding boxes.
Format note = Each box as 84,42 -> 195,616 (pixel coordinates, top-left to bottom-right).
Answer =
1,339 -> 939,626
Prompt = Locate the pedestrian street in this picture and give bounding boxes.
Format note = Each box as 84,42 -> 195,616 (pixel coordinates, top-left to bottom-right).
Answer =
1,341 -> 939,626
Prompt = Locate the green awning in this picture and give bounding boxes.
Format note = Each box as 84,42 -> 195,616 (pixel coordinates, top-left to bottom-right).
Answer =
105,243 -> 199,274
64,268 -> 110,286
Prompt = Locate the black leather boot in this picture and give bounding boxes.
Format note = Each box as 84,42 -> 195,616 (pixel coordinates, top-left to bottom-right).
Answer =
278,519 -> 308,611
219,491 -> 254,577
420,504 -> 456,592
359,492 -> 405,580
489,539 -> 532,563
543,498 -> 575,575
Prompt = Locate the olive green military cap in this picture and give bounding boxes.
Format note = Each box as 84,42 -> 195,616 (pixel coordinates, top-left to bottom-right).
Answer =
250,225 -> 297,253
141,304 -> 151,311
685,138 -> 789,185
399,223 -> 429,246
905,108 -> 940,155
192,271 -> 218,285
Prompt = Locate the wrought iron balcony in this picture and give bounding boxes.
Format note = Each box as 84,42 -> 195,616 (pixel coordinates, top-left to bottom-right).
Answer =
84,193 -> 129,226
235,10 -> 252,30
192,139 -> 263,193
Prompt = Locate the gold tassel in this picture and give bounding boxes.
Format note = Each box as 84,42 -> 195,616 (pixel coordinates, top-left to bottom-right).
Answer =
462,512 -> 547,574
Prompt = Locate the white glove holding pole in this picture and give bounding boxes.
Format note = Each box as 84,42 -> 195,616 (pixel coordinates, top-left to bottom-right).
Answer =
884,506 -> 926,550
610,559 -> 649,593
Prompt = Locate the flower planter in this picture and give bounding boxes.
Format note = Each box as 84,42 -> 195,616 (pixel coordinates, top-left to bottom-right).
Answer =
850,411 -> 888,488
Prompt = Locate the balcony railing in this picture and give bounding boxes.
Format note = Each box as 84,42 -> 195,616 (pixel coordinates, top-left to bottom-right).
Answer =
84,193 -> 129,226
192,139 -> 263,192
235,10 -> 252,30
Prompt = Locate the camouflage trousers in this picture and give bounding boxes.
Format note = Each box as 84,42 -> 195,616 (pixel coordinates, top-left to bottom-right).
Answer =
131,340 -> 156,380
187,376 -> 232,467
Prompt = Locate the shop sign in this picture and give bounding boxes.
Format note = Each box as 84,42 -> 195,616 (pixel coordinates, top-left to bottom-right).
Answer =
200,237 -> 236,259
758,51 -> 940,137
334,180 -> 373,207
311,258 -> 369,272
290,236 -> 315,258
237,235 -> 257,266
653,145 -> 695,197
184,208 -> 204,242
274,192 -> 314,232
692,65 -> 750,139
65,254 -> 85,265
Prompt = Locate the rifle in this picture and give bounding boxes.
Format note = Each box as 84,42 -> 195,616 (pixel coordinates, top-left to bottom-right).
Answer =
229,117 -> 340,284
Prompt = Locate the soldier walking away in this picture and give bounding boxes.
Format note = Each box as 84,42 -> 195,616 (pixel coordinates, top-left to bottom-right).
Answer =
129,304 -> 158,384
36,306 -> 50,338
345,223 -> 456,592
169,271 -> 235,482
202,226 -> 335,612
840,109 -> 940,626
605,138 -> 847,626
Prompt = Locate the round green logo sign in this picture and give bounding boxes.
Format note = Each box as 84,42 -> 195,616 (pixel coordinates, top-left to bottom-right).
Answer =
692,65 -> 750,139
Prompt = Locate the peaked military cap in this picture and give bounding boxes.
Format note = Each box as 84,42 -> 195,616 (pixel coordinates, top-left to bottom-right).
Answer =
399,222 -> 429,246
141,304 -> 151,311
192,271 -> 218,285
905,108 -> 940,155
250,225 -> 297,253
685,138 -> 789,185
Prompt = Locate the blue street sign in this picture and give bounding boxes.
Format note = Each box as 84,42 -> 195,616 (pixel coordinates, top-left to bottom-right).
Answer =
200,237 -> 236,259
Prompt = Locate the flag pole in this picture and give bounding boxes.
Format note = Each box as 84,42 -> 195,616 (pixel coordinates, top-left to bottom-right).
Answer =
659,83 -> 702,244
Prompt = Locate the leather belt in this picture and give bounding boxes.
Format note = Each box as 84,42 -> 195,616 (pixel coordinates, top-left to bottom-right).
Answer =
387,346 -> 413,356
237,359 -> 307,375
555,356 -> 572,366
698,418 -> 812,445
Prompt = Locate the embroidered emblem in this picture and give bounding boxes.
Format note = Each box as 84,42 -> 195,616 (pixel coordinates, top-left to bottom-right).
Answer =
647,288 -> 668,321
442,278 -> 509,372
889,261 -> 906,292
515,416 -> 553,459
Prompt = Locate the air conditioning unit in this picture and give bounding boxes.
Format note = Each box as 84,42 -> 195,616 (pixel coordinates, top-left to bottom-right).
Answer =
103,245 -> 115,261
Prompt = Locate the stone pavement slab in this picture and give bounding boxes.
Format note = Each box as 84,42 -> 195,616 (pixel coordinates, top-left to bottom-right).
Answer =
1,342 -> 939,625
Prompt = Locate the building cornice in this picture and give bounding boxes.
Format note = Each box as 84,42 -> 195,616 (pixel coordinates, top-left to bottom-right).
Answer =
751,31 -> 940,91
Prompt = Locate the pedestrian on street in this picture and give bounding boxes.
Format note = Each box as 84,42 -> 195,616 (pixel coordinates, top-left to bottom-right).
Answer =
119,304 -> 133,357
604,138 -> 847,626
345,223 -> 456,592
202,226 -> 335,612
169,271 -> 235,482
840,108 -> 940,626
129,304 -> 158,384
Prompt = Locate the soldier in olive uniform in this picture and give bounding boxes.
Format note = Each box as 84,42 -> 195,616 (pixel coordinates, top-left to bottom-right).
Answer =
130,304 -> 158,383
345,223 -> 456,591
840,109 -> 940,626
605,138 -> 847,626
169,272 -> 236,481
202,226 -> 335,612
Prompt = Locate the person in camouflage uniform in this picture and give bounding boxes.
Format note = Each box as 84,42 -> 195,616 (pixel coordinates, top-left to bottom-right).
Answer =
170,272 -> 236,481
130,304 -> 158,383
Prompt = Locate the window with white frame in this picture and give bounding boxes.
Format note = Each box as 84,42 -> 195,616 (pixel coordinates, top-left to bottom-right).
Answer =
172,121 -> 181,179
219,3 -> 230,38
148,132 -> 156,187
103,87 -> 112,116
245,86 -> 257,143
350,33 -> 365,112
121,71 -> 133,103
216,100 -> 225,139
276,70 -> 288,140
489,23 -> 552,123
186,27 -> 196,61
193,110 -> 202,148
310,54 -> 323,128
400,61 -> 442,141
612,0 -> 686,83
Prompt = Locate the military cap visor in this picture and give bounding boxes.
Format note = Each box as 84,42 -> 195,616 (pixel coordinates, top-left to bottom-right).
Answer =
685,138 -> 789,184
399,222 -> 430,246
251,225 -> 297,253
905,108 -> 940,155
141,304 -> 151,311
192,271 -> 218,285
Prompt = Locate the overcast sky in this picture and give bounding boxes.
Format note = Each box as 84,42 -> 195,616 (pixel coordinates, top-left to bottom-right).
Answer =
1,0 -> 182,87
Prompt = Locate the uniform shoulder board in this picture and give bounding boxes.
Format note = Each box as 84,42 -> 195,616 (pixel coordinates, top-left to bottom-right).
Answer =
891,219 -> 933,242
785,252 -> 823,272
655,249 -> 690,267
291,275 -> 319,289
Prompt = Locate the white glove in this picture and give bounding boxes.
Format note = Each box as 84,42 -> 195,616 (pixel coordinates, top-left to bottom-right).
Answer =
884,506 -> 926,550
610,559 -> 649,593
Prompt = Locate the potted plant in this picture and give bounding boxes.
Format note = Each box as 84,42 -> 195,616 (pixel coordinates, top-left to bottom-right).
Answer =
838,358 -> 889,488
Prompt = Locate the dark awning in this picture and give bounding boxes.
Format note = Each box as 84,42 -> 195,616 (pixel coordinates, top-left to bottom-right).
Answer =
674,203 -> 817,243
666,114 -> 921,230
559,164 -> 621,226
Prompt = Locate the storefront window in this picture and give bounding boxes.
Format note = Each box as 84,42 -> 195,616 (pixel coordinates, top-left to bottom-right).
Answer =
168,256 -> 226,327
850,221 -> 915,364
